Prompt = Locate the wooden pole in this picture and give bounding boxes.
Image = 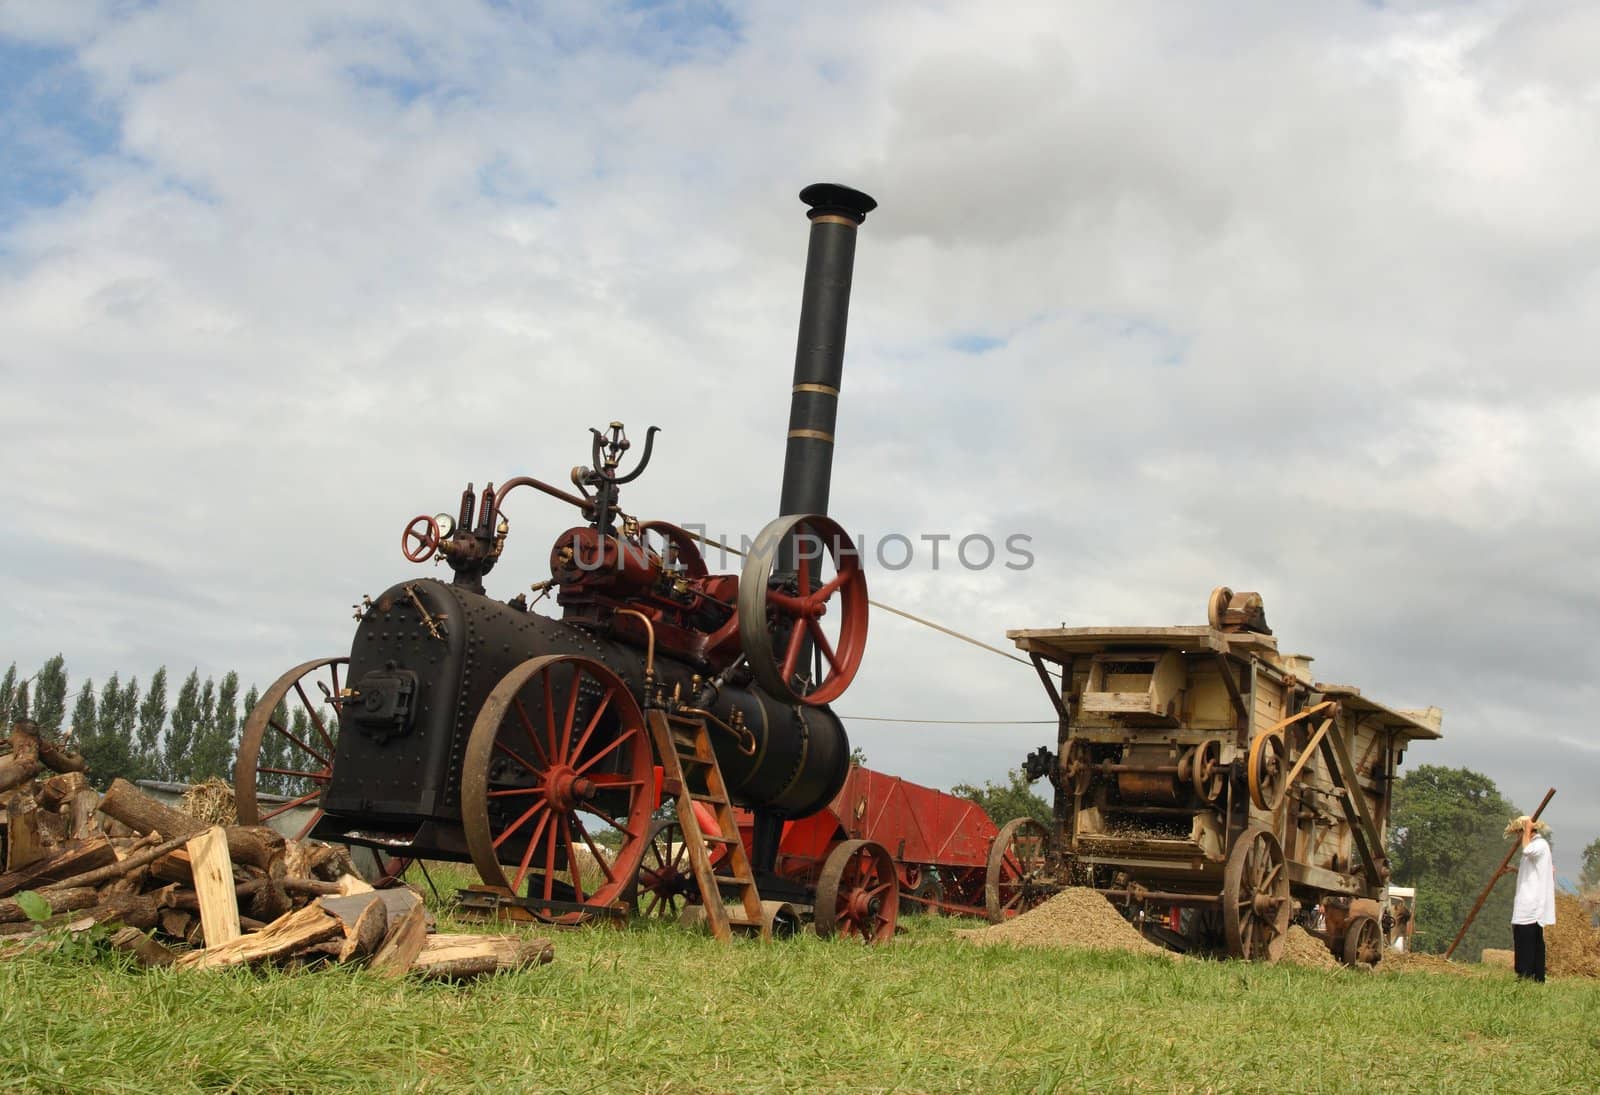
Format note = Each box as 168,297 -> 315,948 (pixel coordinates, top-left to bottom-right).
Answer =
1444,786 -> 1555,959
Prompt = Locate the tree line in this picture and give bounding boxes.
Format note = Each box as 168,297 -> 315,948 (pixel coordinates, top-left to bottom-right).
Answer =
0,656 -> 304,795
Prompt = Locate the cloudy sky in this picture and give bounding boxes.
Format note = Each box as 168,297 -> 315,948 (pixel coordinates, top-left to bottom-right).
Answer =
3,0 -> 1596,879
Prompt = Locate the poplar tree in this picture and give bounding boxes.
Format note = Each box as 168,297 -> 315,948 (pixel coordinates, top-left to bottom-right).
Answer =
136,669 -> 166,780
32,655 -> 68,735
0,664 -> 16,723
165,670 -> 202,783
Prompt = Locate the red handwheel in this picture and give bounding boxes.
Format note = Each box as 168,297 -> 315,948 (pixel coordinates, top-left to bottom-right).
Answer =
737,513 -> 868,706
401,515 -> 441,562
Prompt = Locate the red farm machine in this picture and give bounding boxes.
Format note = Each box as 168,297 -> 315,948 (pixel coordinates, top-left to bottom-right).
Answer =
627,762 -> 1041,934
1002,588 -> 1442,964
233,184 -> 907,941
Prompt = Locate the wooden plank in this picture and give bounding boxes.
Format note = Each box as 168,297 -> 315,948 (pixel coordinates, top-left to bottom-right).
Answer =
187,826 -> 241,947
409,933 -> 554,980
1079,692 -> 1158,715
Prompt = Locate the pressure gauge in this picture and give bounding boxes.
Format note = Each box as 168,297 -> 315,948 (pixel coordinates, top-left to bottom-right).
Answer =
434,513 -> 456,539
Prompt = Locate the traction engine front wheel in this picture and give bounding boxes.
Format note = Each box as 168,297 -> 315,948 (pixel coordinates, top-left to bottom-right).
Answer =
814,839 -> 899,943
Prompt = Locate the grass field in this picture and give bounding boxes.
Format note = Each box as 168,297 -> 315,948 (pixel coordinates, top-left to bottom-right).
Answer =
4,870 -> 1598,1094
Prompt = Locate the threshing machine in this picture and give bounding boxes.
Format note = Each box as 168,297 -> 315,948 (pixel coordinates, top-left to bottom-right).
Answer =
233,184 -> 902,940
1003,588 -> 1441,964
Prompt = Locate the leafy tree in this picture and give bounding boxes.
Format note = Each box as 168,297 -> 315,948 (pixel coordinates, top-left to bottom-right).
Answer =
165,670 -> 202,782
953,768 -> 1052,828
0,663 -> 16,724
11,680 -> 29,721
1388,765 -> 1516,961
86,674 -> 137,786
215,672 -> 240,780
188,674 -> 240,781
1580,838 -> 1600,892
136,669 -> 166,780
848,745 -> 867,767
258,697 -> 292,797
68,679 -> 96,749
32,655 -> 68,735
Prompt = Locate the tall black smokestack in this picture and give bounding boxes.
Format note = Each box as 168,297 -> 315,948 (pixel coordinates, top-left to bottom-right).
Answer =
778,183 -> 876,518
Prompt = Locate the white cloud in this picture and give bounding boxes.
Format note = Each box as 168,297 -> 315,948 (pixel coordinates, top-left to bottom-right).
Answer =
2,0 -> 1596,874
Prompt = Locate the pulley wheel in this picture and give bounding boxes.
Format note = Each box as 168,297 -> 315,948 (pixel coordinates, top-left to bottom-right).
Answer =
737,513 -> 868,706
1190,737 -> 1224,803
1222,826 -> 1290,962
985,817 -> 1051,923
462,655 -> 654,924
637,520 -> 709,578
1061,739 -> 1092,795
814,839 -> 899,943
1247,731 -> 1288,811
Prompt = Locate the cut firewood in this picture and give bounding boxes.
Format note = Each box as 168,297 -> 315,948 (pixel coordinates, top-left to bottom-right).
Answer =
35,833 -> 180,894
367,902 -> 429,978
0,886 -> 99,924
67,788 -> 102,841
187,826 -> 241,947
159,907 -> 193,940
248,879 -> 293,923
409,933 -> 556,980
318,893 -> 389,961
0,835 -> 118,898
4,794 -> 45,873
38,772 -> 89,811
335,873 -> 374,896
0,888 -> 174,936
109,926 -> 176,967
99,782 -> 288,873
36,737 -> 86,776
175,902 -> 343,970
0,725 -> 41,794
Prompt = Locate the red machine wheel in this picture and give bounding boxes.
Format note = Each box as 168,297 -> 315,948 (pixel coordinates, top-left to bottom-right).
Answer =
401,515 -> 441,562
638,520 -> 709,578
235,657 -> 345,841
1223,826 -> 1290,962
985,817 -> 1050,923
737,513 -> 868,706
1342,914 -> 1384,968
627,818 -> 699,921
814,840 -> 898,943
462,655 -> 654,923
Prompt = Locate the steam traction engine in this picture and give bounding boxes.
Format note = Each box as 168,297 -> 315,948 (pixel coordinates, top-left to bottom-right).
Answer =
232,184 -> 900,941
1002,588 -> 1441,963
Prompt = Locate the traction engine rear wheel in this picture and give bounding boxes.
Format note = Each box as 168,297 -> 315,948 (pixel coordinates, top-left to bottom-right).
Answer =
462,655 -> 654,924
985,817 -> 1051,923
1223,826 -> 1291,962
814,839 -> 899,943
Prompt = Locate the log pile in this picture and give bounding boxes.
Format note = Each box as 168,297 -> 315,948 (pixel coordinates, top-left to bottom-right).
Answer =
0,723 -> 553,978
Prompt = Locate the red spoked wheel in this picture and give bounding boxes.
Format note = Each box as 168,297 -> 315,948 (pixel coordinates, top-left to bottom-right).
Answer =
985,817 -> 1051,923
626,818 -> 699,922
401,515 -> 441,562
737,513 -> 868,706
235,657 -> 345,841
462,655 -> 654,924
814,839 -> 899,943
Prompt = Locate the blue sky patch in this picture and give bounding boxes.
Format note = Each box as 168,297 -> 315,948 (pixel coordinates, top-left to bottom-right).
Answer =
0,37 -> 119,230
949,332 -> 1006,355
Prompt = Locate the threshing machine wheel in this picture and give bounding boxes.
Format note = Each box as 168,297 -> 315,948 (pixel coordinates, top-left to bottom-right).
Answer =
401,514 -> 441,562
813,839 -> 899,943
236,656 -> 346,841
626,818 -> 699,922
1191,737 -> 1224,802
908,873 -> 945,916
1342,913 -> 1384,968
1222,826 -> 1291,962
1247,731 -> 1288,811
737,513 -> 868,706
985,817 -> 1051,923
461,655 -> 654,923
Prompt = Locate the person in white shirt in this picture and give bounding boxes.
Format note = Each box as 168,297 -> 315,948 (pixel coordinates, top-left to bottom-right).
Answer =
1504,815 -> 1556,982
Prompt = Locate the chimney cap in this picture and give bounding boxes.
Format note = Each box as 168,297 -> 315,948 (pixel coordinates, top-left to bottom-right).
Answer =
800,183 -> 876,224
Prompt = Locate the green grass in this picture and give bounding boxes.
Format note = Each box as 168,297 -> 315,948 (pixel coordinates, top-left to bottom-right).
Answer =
3,869 -> 1598,1094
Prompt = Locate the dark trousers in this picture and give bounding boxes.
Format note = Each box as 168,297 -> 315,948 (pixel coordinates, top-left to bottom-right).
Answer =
1512,922 -> 1545,982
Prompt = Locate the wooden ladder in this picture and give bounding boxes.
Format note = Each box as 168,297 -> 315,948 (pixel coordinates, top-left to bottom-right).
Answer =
645,708 -> 768,942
